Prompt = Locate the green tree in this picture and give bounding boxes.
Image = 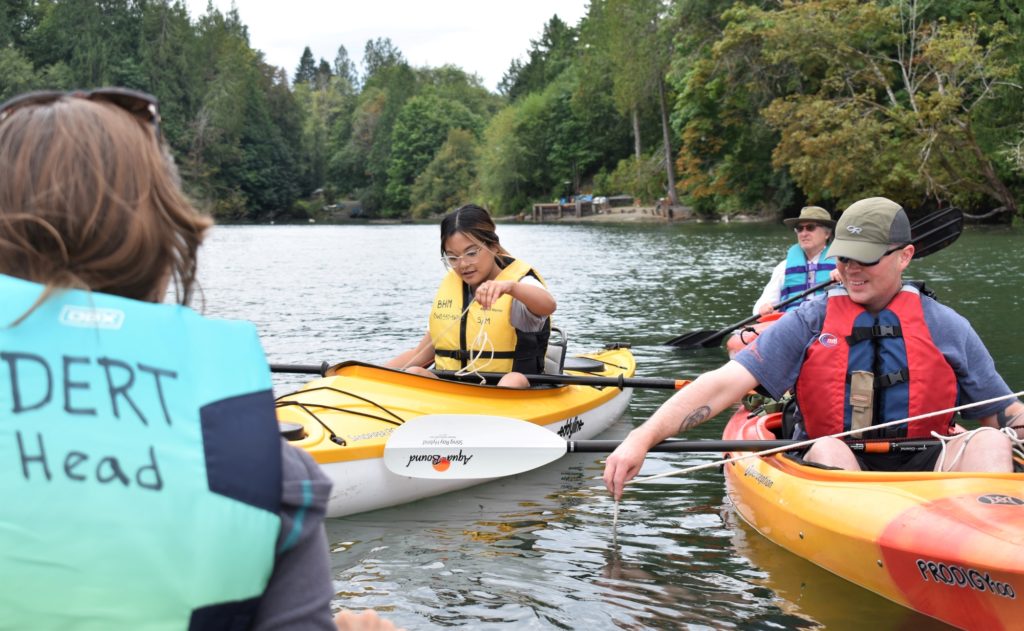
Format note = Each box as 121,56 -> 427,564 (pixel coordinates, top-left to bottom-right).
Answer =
410,128 -> 479,218
363,37 -> 404,78
477,91 -> 558,213
357,43 -> 416,214
333,44 -> 358,87
585,0 -> 679,205
670,0 -> 799,217
294,46 -> 316,86
500,15 -> 577,100
138,0 -> 201,150
757,0 -> 1021,215
0,0 -> 39,49
0,47 -> 37,101
26,0 -> 144,87
385,94 -> 482,211
188,5 -> 300,219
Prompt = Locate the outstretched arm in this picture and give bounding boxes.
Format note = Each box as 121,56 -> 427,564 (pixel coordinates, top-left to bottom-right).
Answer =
603,361 -> 759,500
475,279 -> 556,315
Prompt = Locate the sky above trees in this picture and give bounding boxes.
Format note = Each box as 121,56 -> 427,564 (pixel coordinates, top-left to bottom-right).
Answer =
183,0 -> 589,91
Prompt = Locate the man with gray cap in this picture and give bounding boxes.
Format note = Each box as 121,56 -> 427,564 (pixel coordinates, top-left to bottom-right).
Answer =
752,205 -> 838,316
605,197 -> 1023,497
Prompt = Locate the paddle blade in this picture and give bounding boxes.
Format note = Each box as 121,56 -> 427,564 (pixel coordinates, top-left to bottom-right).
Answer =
383,414 -> 567,479
910,207 -> 963,259
663,330 -> 721,348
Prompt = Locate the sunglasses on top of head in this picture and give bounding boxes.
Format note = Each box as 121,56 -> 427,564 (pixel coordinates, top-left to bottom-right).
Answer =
0,88 -> 160,137
836,244 -> 908,267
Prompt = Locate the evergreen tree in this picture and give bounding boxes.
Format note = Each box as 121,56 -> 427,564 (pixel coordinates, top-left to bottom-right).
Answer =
294,45 -> 316,86
501,15 -> 577,101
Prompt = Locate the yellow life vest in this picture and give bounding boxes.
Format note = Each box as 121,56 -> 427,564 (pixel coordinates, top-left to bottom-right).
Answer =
429,257 -> 550,374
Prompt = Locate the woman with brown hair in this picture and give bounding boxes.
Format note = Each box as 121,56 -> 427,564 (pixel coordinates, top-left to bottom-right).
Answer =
387,203 -> 556,388
0,89 -> 396,630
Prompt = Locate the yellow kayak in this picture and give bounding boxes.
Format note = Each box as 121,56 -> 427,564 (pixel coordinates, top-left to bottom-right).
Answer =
723,409 -> 1024,629
276,346 -> 635,517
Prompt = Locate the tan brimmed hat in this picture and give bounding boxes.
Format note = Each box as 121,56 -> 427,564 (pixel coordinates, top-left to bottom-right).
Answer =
827,197 -> 912,263
783,206 -> 835,229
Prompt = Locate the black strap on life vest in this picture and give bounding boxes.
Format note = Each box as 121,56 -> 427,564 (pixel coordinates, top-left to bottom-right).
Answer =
876,367 -> 909,388
434,349 -> 516,360
846,324 -> 902,345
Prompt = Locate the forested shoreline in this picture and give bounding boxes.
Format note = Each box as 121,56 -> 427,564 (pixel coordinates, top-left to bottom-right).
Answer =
2,1 -> 1022,222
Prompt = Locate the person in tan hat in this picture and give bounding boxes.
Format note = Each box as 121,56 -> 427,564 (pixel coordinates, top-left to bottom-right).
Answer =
752,206 -> 838,316
604,196 -> 1023,496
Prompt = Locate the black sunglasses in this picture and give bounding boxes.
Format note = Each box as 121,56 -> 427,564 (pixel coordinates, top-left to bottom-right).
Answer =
0,87 -> 160,137
836,245 -> 907,266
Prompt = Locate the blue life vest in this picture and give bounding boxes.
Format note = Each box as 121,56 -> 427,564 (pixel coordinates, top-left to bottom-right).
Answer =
0,274 -> 282,630
780,243 -> 835,311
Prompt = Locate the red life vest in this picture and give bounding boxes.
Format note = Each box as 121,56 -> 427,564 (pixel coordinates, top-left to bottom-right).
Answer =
795,286 -> 957,439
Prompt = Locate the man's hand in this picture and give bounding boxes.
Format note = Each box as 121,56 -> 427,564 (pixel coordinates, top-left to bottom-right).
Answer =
603,435 -> 651,501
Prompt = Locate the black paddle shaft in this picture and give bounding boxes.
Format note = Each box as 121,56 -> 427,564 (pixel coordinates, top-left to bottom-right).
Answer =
568,438 -> 938,453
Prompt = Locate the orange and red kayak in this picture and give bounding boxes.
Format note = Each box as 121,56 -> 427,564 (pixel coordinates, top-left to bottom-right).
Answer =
723,408 -> 1024,630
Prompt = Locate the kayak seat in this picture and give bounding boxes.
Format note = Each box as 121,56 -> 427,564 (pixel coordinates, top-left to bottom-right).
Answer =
543,327 -> 606,374
545,326 -> 568,374
544,325 -> 606,374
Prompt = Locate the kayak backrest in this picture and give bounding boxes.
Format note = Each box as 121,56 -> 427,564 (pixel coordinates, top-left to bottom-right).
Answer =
545,326 -> 568,374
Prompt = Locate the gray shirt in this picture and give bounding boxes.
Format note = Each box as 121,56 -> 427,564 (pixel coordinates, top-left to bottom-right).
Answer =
511,274 -> 550,332
253,442 -> 335,630
734,290 -> 1013,420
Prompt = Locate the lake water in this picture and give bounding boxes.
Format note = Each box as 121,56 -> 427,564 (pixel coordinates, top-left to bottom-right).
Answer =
198,220 -> 1022,629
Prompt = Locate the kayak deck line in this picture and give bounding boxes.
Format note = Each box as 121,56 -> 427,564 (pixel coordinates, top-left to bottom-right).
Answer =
274,347 -> 637,517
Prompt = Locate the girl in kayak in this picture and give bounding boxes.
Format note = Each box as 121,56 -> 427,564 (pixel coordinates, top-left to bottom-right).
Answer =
388,204 -> 556,387
0,89 -> 397,631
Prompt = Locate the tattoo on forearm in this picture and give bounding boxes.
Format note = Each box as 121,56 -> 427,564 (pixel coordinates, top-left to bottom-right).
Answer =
679,406 -> 711,432
996,407 -> 1024,428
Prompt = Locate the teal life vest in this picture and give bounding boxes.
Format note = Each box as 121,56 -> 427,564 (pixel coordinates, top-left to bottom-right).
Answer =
780,243 -> 835,310
0,274 -> 282,630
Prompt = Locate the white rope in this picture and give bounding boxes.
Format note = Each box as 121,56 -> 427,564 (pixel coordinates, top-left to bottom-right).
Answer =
401,296 -> 497,383
399,301 -> 471,371
1003,425 -> 1024,460
932,427 -> 988,472
933,425 -> 1024,472
454,325 -> 495,384
628,389 -> 1024,485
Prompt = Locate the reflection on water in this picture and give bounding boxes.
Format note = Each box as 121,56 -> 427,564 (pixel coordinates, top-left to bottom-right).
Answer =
726,515 -> 956,630
199,222 -> 1021,628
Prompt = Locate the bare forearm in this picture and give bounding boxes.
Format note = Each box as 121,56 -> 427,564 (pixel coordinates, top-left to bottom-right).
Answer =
386,332 -> 433,369
629,362 -> 757,447
509,281 -> 556,316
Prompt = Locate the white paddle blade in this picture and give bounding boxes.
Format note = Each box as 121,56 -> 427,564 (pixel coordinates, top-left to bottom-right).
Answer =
383,414 -> 567,479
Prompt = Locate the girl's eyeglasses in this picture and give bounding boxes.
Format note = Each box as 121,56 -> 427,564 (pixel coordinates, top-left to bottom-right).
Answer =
0,88 -> 160,137
836,245 -> 907,267
441,246 -> 484,269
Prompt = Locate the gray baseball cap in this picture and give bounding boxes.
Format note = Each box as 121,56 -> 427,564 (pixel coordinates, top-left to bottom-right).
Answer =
827,197 -> 912,263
